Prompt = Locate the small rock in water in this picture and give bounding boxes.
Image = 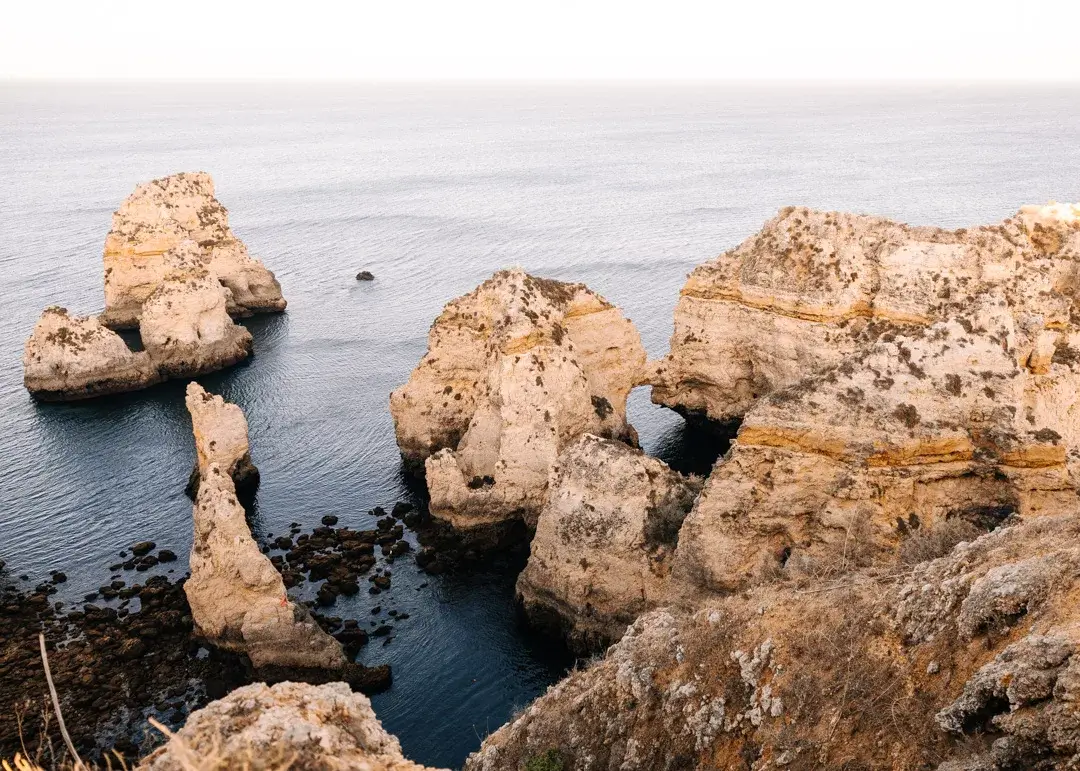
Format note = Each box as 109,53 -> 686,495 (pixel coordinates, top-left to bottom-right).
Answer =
130,541 -> 156,557
355,270 -> 375,281
321,515 -> 339,526
157,549 -> 177,563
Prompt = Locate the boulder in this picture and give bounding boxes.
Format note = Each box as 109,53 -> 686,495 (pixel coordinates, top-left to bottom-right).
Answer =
22,306 -> 160,400
391,269 -> 646,533
140,242 -> 253,379
517,435 -> 701,651
184,382 -> 259,498
139,681 -> 447,771
101,171 -> 285,328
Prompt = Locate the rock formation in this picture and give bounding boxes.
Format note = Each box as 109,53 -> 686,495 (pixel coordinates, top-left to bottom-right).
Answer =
101,171 -> 285,329
468,512 -> 1080,771
183,386 -> 386,686
184,382 -> 259,498
391,269 -> 646,535
517,435 -> 701,652
22,306 -> 160,400
139,682 -> 447,771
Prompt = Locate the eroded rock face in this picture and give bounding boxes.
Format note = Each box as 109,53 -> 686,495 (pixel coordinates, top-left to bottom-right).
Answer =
469,514 -> 1080,771
102,172 -> 285,328
184,382 -> 259,498
183,387 -> 348,674
391,269 -> 646,533
22,306 -> 160,400
141,243 -> 254,379
517,435 -> 701,651
139,681 -> 447,771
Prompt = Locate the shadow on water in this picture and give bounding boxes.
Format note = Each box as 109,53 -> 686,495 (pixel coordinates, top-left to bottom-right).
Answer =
649,414 -> 741,477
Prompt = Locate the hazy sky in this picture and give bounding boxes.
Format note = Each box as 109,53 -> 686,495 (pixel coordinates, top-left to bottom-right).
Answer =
4,0 -> 1080,81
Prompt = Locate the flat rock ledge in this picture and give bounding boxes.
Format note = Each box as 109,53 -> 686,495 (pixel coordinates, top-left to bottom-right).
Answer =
183,387 -> 386,687
391,269 -> 647,536
102,171 -> 285,329
139,682 -> 446,771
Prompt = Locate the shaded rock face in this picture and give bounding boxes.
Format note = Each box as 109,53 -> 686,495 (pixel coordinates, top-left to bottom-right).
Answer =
184,382 -> 259,498
638,205 -> 1080,594
517,435 -> 701,652
139,681 -> 447,771
141,243 -> 254,379
391,269 -> 646,533
102,171 -> 285,329
22,306 -> 160,400
183,387 -> 346,673
468,514 -> 1080,771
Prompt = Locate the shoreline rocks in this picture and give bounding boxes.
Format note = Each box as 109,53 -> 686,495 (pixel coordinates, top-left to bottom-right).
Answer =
391,269 -> 646,536
101,172 -> 285,329
22,306 -> 161,400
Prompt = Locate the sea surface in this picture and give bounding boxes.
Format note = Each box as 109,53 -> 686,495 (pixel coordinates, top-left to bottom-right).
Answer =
1,82 -> 1078,768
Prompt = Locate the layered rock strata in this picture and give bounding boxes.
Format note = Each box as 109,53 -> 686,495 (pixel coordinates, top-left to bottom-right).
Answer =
102,171 -> 285,328
183,386 -> 380,682
469,512 -> 1080,771
139,682 -> 447,771
184,382 -> 259,498
517,435 -> 701,651
391,269 -> 646,534
22,306 -> 160,400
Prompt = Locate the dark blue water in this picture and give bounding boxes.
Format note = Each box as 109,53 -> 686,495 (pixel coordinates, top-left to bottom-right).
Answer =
1,82 -> 1078,768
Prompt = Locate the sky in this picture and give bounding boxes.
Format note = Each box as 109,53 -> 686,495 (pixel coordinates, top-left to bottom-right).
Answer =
3,0 -> 1080,81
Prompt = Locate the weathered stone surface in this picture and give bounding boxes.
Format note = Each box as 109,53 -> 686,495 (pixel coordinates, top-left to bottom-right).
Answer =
102,171 -> 285,328
22,306 -> 160,400
139,681 -> 446,771
391,269 -> 646,533
184,382 -> 259,498
469,514 -> 1080,771
517,435 -> 701,651
141,242 -> 253,378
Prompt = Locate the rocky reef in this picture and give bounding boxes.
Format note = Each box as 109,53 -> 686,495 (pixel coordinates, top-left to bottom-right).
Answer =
516,434 -> 701,652
140,682 -> 446,771
391,269 -> 646,537
183,385 -> 387,688
22,306 -> 160,400
469,511 -> 1080,771
102,171 -> 286,329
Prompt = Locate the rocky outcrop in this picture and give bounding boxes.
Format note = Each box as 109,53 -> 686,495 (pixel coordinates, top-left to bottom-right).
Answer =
139,681 -> 447,771
184,382 -> 259,498
101,172 -> 285,329
140,242 -> 254,379
183,387 -> 384,685
468,512 -> 1080,771
517,435 -> 701,652
391,269 -> 646,534
22,306 -> 160,400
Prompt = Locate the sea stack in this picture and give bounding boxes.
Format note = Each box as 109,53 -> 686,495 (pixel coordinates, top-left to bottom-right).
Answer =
184,382 -> 259,498
390,269 -> 646,538
101,171 -> 285,329
22,306 -> 160,400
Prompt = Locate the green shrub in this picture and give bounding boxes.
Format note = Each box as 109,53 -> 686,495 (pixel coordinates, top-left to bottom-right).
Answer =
525,748 -> 566,771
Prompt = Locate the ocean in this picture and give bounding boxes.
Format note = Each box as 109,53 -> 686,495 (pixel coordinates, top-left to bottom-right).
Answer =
1,82 -> 1077,768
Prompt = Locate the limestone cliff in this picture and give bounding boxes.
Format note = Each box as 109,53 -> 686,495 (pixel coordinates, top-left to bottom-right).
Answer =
184,382 -> 259,498
391,269 -> 646,534
469,512 -> 1080,771
139,682 -> 447,771
22,306 -> 160,400
517,435 -> 701,652
141,242 -> 254,379
101,172 -> 285,328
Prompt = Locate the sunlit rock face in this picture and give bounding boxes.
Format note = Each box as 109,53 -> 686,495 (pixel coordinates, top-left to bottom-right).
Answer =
516,434 -> 702,652
391,269 -> 647,535
22,306 -> 159,400
101,171 -> 285,329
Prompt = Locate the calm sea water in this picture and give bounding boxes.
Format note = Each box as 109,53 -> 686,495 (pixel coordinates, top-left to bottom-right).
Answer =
1,82 -> 1077,768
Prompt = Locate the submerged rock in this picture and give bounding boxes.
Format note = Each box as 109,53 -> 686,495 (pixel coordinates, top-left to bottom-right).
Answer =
184,382 -> 259,498
101,171 -> 285,329
391,269 -> 646,534
139,681 -> 447,771
517,435 -> 701,652
22,306 -> 160,400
